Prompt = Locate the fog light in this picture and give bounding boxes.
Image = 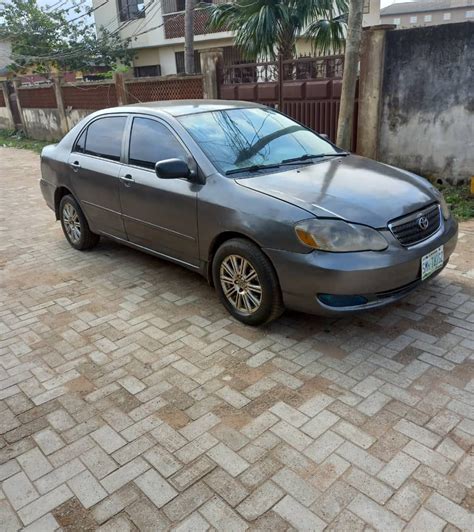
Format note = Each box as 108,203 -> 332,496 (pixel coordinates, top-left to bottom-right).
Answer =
318,294 -> 368,308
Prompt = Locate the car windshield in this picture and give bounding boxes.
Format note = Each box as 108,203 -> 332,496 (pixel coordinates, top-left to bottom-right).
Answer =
178,107 -> 341,175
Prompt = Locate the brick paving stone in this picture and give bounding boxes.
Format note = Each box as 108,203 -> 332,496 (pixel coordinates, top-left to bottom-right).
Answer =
34,458 -> 85,495
126,498 -> 170,531
172,512 -> 210,531
394,419 -> 441,448
207,443 -> 249,477
17,447 -> 53,481
272,467 -> 320,506
301,410 -> 340,439
310,480 -> 358,522
68,469 -> 108,508
91,425 -> 127,453
18,485 -> 73,526
404,508 -> 446,531
32,428 -> 64,455
135,469 -> 178,508
348,493 -> 405,532
163,481 -> 213,522
335,441 -> 385,475
199,496 -> 247,532
304,430 -> 344,464
2,472 -> 39,510
1,147 -> 474,530
377,451 -> 420,488
203,468 -> 249,507
386,479 -> 430,520
0,500 -> 21,532
273,495 -> 326,531
101,457 -> 150,494
236,480 -> 284,521
344,467 -> 394,504
21,513 -> 60,532
425,493 -> 472,531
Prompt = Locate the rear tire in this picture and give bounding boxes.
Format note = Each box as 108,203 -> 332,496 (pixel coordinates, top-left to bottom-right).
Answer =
212,238 -> 284,326
59,194 -> 99,250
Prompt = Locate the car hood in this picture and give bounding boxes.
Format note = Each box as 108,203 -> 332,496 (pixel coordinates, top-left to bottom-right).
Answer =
235,155 -> 437,228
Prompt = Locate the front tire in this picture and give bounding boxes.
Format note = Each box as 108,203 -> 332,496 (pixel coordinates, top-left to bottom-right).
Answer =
212,238 -> 284,326
59,194 -> 99,250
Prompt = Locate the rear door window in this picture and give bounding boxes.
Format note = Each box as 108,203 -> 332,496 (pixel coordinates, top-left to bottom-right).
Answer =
80,116 -> 126,161
128,117 -> 187,170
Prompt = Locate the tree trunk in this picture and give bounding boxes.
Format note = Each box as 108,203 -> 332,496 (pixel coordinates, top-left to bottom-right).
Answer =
184,0 -> 195,74
336,0 -> 364,150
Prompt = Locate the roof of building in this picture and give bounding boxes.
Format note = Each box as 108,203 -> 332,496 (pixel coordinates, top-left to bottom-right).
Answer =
381,0 -> 473,15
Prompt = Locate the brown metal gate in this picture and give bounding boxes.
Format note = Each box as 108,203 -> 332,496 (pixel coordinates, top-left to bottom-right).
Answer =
219,55 -> 357,150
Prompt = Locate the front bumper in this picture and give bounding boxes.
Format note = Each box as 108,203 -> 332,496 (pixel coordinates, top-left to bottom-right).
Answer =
265,216 -> 458,316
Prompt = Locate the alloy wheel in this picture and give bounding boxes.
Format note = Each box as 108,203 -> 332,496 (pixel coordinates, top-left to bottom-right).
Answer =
62,203 -> 81,244
219,254 -> 263,315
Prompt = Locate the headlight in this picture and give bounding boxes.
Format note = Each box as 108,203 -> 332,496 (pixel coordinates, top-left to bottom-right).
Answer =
438,195 -> 450,220
295,219 -> 388,252
430,187 -> 450,220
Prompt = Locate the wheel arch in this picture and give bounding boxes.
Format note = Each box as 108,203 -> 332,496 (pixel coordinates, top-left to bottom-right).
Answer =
54,186 -> 74,220
206,231 -> 274,287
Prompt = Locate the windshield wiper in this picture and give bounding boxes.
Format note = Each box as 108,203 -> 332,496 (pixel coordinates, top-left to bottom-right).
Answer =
225,163 -> 281,175
281,152 -> 348,164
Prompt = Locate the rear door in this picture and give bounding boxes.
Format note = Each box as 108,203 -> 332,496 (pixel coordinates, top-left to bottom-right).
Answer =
118,115 -> 199,266
68,115 -> 127,239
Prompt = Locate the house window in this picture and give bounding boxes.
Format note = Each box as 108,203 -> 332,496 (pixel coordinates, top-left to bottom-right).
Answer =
118,0 -> 145,21
393,17 -> 401,25
134,65 -> 161,77
163,0 -> 211,13
466,10 -> 474,18
424,14 -> 432,22
409,15 -> 417,23
363,0 -> 370,14
443,12 -> 451,20
175,51 -> 201,74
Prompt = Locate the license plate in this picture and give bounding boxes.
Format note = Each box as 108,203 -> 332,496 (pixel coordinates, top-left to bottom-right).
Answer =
421,246 -> 444,281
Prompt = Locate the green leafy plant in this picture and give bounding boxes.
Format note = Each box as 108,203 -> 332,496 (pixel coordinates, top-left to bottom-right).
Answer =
205,0 -> 348,60
0,129 -> 51,153
436,183 -> 474,221
0,0 -> 134,74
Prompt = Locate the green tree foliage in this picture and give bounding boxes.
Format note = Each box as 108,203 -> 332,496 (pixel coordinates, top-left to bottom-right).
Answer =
206,0 -> 348,60
0,0 -> 134,74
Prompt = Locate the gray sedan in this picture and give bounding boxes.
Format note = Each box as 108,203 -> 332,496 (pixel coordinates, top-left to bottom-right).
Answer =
40,101 -> 458,325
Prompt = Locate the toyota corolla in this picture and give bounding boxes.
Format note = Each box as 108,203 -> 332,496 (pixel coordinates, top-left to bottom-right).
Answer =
40,101 -> 458,325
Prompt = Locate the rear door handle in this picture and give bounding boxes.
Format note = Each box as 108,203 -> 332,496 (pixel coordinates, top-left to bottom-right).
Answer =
120,174 -> 135,185
69,160 -> 81,171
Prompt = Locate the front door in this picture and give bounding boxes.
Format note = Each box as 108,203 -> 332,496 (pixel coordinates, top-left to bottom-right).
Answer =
68,115 -> 127,239
119,116 -> 199,266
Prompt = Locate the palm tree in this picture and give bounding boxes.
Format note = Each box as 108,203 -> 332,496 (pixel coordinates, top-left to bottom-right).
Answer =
206,0 -> 348,60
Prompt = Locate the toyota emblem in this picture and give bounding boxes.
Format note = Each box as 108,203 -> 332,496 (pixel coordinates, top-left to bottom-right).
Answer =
417,216 -> 429,230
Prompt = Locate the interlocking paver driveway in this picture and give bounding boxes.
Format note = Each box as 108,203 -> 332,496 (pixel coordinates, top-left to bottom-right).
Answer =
1,147 -> 473,531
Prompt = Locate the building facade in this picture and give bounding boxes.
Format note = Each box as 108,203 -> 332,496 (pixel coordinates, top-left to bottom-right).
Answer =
92,0 -> 381,76
380,0 -> 474,29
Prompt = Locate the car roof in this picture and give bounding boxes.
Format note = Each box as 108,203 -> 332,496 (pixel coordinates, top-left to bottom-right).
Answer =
99,99 -> 267,117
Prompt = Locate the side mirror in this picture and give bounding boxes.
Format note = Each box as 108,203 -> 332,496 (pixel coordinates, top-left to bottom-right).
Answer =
155,158 -> 190,179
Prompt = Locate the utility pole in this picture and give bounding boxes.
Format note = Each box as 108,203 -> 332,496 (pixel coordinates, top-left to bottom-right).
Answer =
336,0 -> 364,150
184,0 -> 195,74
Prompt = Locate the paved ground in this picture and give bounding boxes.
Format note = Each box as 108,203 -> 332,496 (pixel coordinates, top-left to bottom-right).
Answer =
0,147 -> 473,532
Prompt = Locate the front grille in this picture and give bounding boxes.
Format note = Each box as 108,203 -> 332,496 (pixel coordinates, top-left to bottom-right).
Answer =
389,204 -> 441,246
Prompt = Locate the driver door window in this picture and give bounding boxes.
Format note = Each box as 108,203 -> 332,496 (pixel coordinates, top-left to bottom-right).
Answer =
129,117 -> 188,169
